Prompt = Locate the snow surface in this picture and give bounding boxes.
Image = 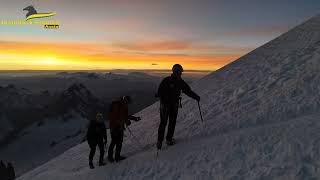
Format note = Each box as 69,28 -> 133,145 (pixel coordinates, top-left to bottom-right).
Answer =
17,113 -> 320,180
1,114 -> 87,176
18,14 -> 320,180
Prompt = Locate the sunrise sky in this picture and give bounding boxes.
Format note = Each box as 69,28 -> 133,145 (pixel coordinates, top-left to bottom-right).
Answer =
0,0 -> 320,71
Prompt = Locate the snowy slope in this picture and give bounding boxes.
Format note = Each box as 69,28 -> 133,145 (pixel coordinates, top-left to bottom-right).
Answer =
19,14 -> 320,180
1,114 -> 87,176
17,113 -> 320,180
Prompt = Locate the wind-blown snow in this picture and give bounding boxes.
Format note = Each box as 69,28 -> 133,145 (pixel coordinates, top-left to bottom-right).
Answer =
18,14 -> 320,180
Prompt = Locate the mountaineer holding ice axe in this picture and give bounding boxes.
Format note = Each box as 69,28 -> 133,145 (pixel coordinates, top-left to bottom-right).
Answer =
155,64 -> 201,151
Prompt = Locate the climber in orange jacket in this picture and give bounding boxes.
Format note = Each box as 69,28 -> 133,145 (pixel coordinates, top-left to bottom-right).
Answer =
108,96 -> 141,162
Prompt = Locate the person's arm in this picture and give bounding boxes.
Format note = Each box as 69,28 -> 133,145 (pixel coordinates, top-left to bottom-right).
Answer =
87,121 -> 94,134
125,115 -> 140,127
181,80 -> 200,101
128,115 -> 141,121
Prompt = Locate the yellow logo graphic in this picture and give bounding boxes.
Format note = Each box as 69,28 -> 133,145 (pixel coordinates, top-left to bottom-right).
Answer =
23,6 -> 57,21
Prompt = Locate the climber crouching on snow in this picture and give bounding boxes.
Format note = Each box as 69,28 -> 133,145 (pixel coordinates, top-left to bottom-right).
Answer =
108,96 -> 141,162
87,113 -> 107,169
156,64 -> 200,150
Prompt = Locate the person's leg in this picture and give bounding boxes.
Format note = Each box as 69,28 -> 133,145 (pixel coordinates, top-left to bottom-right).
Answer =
108,130 -> 117,162
115,129 -> 124,161
98,139 -> 105,165
166,105 -> 179,143
157,104 -> 169,143
89,146 -> 96,162
88,143 -> 96,168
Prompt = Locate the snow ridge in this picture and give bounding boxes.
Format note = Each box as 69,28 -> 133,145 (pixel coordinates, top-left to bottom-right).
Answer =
19,14 -> 320,180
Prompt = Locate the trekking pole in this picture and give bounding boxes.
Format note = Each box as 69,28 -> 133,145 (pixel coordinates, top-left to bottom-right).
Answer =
197,101 -> 204,122
127,127 -> 143,147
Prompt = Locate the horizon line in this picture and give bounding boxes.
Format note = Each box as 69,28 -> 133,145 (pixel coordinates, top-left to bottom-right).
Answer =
0,69 -> 214,72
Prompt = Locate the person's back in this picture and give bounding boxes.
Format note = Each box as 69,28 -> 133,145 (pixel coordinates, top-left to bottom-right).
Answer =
158,75 -> 182,105
109,100 -> 128,130
158,74 -> 199,105
87,119 -> 106,142
108,96 -> 141,162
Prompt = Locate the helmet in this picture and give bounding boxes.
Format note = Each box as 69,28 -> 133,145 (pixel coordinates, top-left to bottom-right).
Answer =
172,64 -> 183,73
122,95 -> 132,104
96,112 -> 103,123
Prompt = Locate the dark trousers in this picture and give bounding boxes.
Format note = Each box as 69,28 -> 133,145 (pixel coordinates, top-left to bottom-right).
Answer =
157,103 -> 179,142
108,128 -> 124,159
88,139 -> 104,164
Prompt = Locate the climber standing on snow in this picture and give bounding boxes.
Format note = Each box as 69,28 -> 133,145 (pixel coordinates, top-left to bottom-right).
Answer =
87,112 -> 107,169
156,64 -> 200,150
108,96 -> 141,162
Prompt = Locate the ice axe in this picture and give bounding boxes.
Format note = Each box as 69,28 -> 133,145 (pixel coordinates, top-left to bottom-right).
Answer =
197,101 -> 204,123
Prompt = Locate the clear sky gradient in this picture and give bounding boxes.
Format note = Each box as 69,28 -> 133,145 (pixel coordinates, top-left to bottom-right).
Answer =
0,0 -> 319,71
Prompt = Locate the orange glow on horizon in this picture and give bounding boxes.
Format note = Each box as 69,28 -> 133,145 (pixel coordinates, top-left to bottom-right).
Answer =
0,41 -> 247,71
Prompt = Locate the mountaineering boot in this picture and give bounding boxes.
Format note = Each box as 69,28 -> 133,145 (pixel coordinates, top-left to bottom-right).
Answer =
157,141 -> 162,150
115,156 -> 126,162
89,162 -> 94,169
166,138 -> 175,146
99,161 -> 106,166
108,156 -> 114,163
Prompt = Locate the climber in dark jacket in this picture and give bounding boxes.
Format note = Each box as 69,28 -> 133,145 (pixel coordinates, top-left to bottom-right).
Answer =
156,64 -> 200,150
87,113 -> 107,169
